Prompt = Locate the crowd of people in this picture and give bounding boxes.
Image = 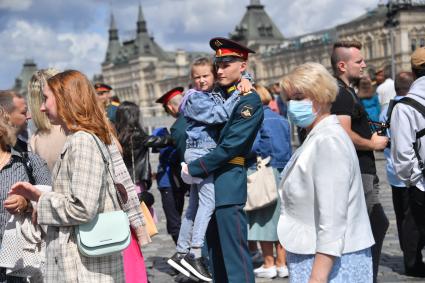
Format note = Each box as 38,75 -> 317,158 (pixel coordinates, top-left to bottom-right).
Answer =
0,35 -> 425,283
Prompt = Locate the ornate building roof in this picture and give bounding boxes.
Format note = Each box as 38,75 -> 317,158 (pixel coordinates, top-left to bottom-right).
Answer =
103,4 -> 168,65
13,59 -> 38,97
230,0 -> 284,49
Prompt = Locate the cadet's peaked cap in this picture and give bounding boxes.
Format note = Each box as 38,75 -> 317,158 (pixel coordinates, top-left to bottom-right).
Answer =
94,83 -> 112,92
209,37 -> 255,62
411,47 -> 425,69
155,86 -> 184,104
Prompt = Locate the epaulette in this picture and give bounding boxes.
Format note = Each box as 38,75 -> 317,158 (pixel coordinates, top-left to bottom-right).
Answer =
239,91 -> 252,96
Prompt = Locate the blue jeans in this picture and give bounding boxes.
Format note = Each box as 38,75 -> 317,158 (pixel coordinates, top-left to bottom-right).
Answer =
176,148 -> 215,253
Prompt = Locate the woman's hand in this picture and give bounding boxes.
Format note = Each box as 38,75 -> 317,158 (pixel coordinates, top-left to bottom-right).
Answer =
308,253 -> 335,283
237,78 -> 253,93
4,194 -> 28,214
9,182 -> 42,202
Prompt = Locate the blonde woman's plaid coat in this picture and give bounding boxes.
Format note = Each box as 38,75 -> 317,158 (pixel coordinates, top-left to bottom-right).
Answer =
37,131 -> 124,282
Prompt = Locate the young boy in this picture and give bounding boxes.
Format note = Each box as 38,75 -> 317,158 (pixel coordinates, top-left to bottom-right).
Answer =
167,57 -> 251,281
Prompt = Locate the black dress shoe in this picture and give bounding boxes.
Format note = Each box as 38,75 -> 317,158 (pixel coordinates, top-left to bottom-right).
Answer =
181,253 -> 212,282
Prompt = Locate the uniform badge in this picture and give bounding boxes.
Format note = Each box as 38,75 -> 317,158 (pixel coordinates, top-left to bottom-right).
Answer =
215,40 -> 223,47
241,105 -> 253,118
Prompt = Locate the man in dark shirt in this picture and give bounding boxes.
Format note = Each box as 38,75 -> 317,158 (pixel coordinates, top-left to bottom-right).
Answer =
330,41 -> 389,283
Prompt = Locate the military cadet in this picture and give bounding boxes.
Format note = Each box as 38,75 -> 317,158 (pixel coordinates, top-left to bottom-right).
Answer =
181,37 -> 264,283
155,87 -> 190,245
94,82 -> 119,124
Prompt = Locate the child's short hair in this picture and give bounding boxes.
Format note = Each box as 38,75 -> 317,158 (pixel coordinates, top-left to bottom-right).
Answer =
190,57 -> 215,78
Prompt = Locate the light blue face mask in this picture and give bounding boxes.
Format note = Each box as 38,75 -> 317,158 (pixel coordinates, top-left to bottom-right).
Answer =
287,100 -> 317,128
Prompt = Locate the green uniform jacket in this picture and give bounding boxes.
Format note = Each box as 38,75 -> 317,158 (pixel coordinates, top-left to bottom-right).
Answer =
170,113 -> 187,163
188,91 -> 264,207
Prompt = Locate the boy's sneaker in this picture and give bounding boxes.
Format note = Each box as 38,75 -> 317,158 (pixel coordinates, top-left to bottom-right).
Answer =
181,253 -> 212,282
277,265 -> 289,278
167,253 -> 190,277
254,265 -> 277,278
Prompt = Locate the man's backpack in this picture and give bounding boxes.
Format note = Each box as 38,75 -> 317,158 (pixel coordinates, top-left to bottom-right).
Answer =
387,97 -> 425,178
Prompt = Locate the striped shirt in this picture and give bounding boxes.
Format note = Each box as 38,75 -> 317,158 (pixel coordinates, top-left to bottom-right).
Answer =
0,147 -> 51,283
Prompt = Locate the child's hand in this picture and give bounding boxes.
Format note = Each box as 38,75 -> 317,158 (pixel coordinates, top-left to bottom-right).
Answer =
237,78 -> 252,93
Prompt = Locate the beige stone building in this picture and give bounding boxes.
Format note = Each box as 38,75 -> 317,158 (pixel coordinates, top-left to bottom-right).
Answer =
97,0 -> 425,120
100,5 -> 207,117
247,2 -> 425,86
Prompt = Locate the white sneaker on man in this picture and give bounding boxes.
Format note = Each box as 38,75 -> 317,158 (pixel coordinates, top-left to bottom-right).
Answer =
254,265 -> 277,278
277,265 -> 289,278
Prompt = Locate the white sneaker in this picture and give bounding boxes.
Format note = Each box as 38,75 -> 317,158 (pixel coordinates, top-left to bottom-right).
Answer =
254,265 -> 277,278
277,265 -> 289,278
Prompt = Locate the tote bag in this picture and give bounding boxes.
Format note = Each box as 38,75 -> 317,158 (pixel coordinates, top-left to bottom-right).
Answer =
245,156 -> 278,211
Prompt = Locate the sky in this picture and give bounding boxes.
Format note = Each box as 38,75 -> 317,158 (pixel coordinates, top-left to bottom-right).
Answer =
0,0 -> 381,89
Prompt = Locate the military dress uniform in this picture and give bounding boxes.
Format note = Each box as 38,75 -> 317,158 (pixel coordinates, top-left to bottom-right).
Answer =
187,37 -> 264,283
156,87 -> 189,244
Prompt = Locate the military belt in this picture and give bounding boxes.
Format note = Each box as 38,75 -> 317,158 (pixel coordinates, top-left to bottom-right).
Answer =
228,156 -> 245,166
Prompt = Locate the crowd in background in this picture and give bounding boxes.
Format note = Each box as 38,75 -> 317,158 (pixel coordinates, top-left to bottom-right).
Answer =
0,36 -> 425,283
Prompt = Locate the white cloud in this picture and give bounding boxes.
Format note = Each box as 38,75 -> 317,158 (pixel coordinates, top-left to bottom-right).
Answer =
0,0 -> 385,88
0,0 -> 32,11
267,0 -> 379,37
0,19 -> 106,88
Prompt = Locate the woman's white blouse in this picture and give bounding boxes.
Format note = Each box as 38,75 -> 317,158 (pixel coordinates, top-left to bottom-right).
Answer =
277,115 -> 375,257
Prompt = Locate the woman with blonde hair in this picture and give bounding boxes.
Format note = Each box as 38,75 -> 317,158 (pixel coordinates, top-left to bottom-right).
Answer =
247,84 -> 291,279
277,63 -> 374,282
27,68 -> 67,171
9,70 -> 149,282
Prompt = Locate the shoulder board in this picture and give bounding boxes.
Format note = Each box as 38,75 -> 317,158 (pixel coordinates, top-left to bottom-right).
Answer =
239,91 -> 252,96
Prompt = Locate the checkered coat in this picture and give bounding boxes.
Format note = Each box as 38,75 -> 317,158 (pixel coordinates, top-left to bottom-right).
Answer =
37,131 -> 124,282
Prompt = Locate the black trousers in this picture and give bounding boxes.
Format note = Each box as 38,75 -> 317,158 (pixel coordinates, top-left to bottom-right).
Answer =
402,186 -> 425,273
159,188 -> 185,244
391,186 -> 409,251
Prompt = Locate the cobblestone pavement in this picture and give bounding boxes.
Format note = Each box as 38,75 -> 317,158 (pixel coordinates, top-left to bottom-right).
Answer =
143,151 -> 425,283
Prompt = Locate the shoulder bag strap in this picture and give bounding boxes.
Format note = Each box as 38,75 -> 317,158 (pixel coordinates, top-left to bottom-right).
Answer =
91,134 -> 128,207
396,97 -> 425,177
13,149 -> 36,185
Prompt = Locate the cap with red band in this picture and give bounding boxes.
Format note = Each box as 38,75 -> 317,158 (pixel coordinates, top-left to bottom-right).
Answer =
155,86 -> 184,104
209,37 -> 255,62
94,83 -> 112,92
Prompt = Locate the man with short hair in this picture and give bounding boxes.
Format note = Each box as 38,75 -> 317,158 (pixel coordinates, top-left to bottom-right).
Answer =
376,64 -> 397,108
390,47 -> 425,277
330,41 -> 389,283
154,87 -> 189,245
0,90 -> 30,151
181,37 -> 263,283
380,72 -> 414,258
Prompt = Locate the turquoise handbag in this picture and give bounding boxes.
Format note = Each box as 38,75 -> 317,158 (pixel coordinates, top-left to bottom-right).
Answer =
75,135 -> 130,257
75,210 -> 130,257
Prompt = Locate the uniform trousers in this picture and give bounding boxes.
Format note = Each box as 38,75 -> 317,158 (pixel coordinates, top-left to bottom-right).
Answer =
206,204 -> 254,283
159,187 -> 185,244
